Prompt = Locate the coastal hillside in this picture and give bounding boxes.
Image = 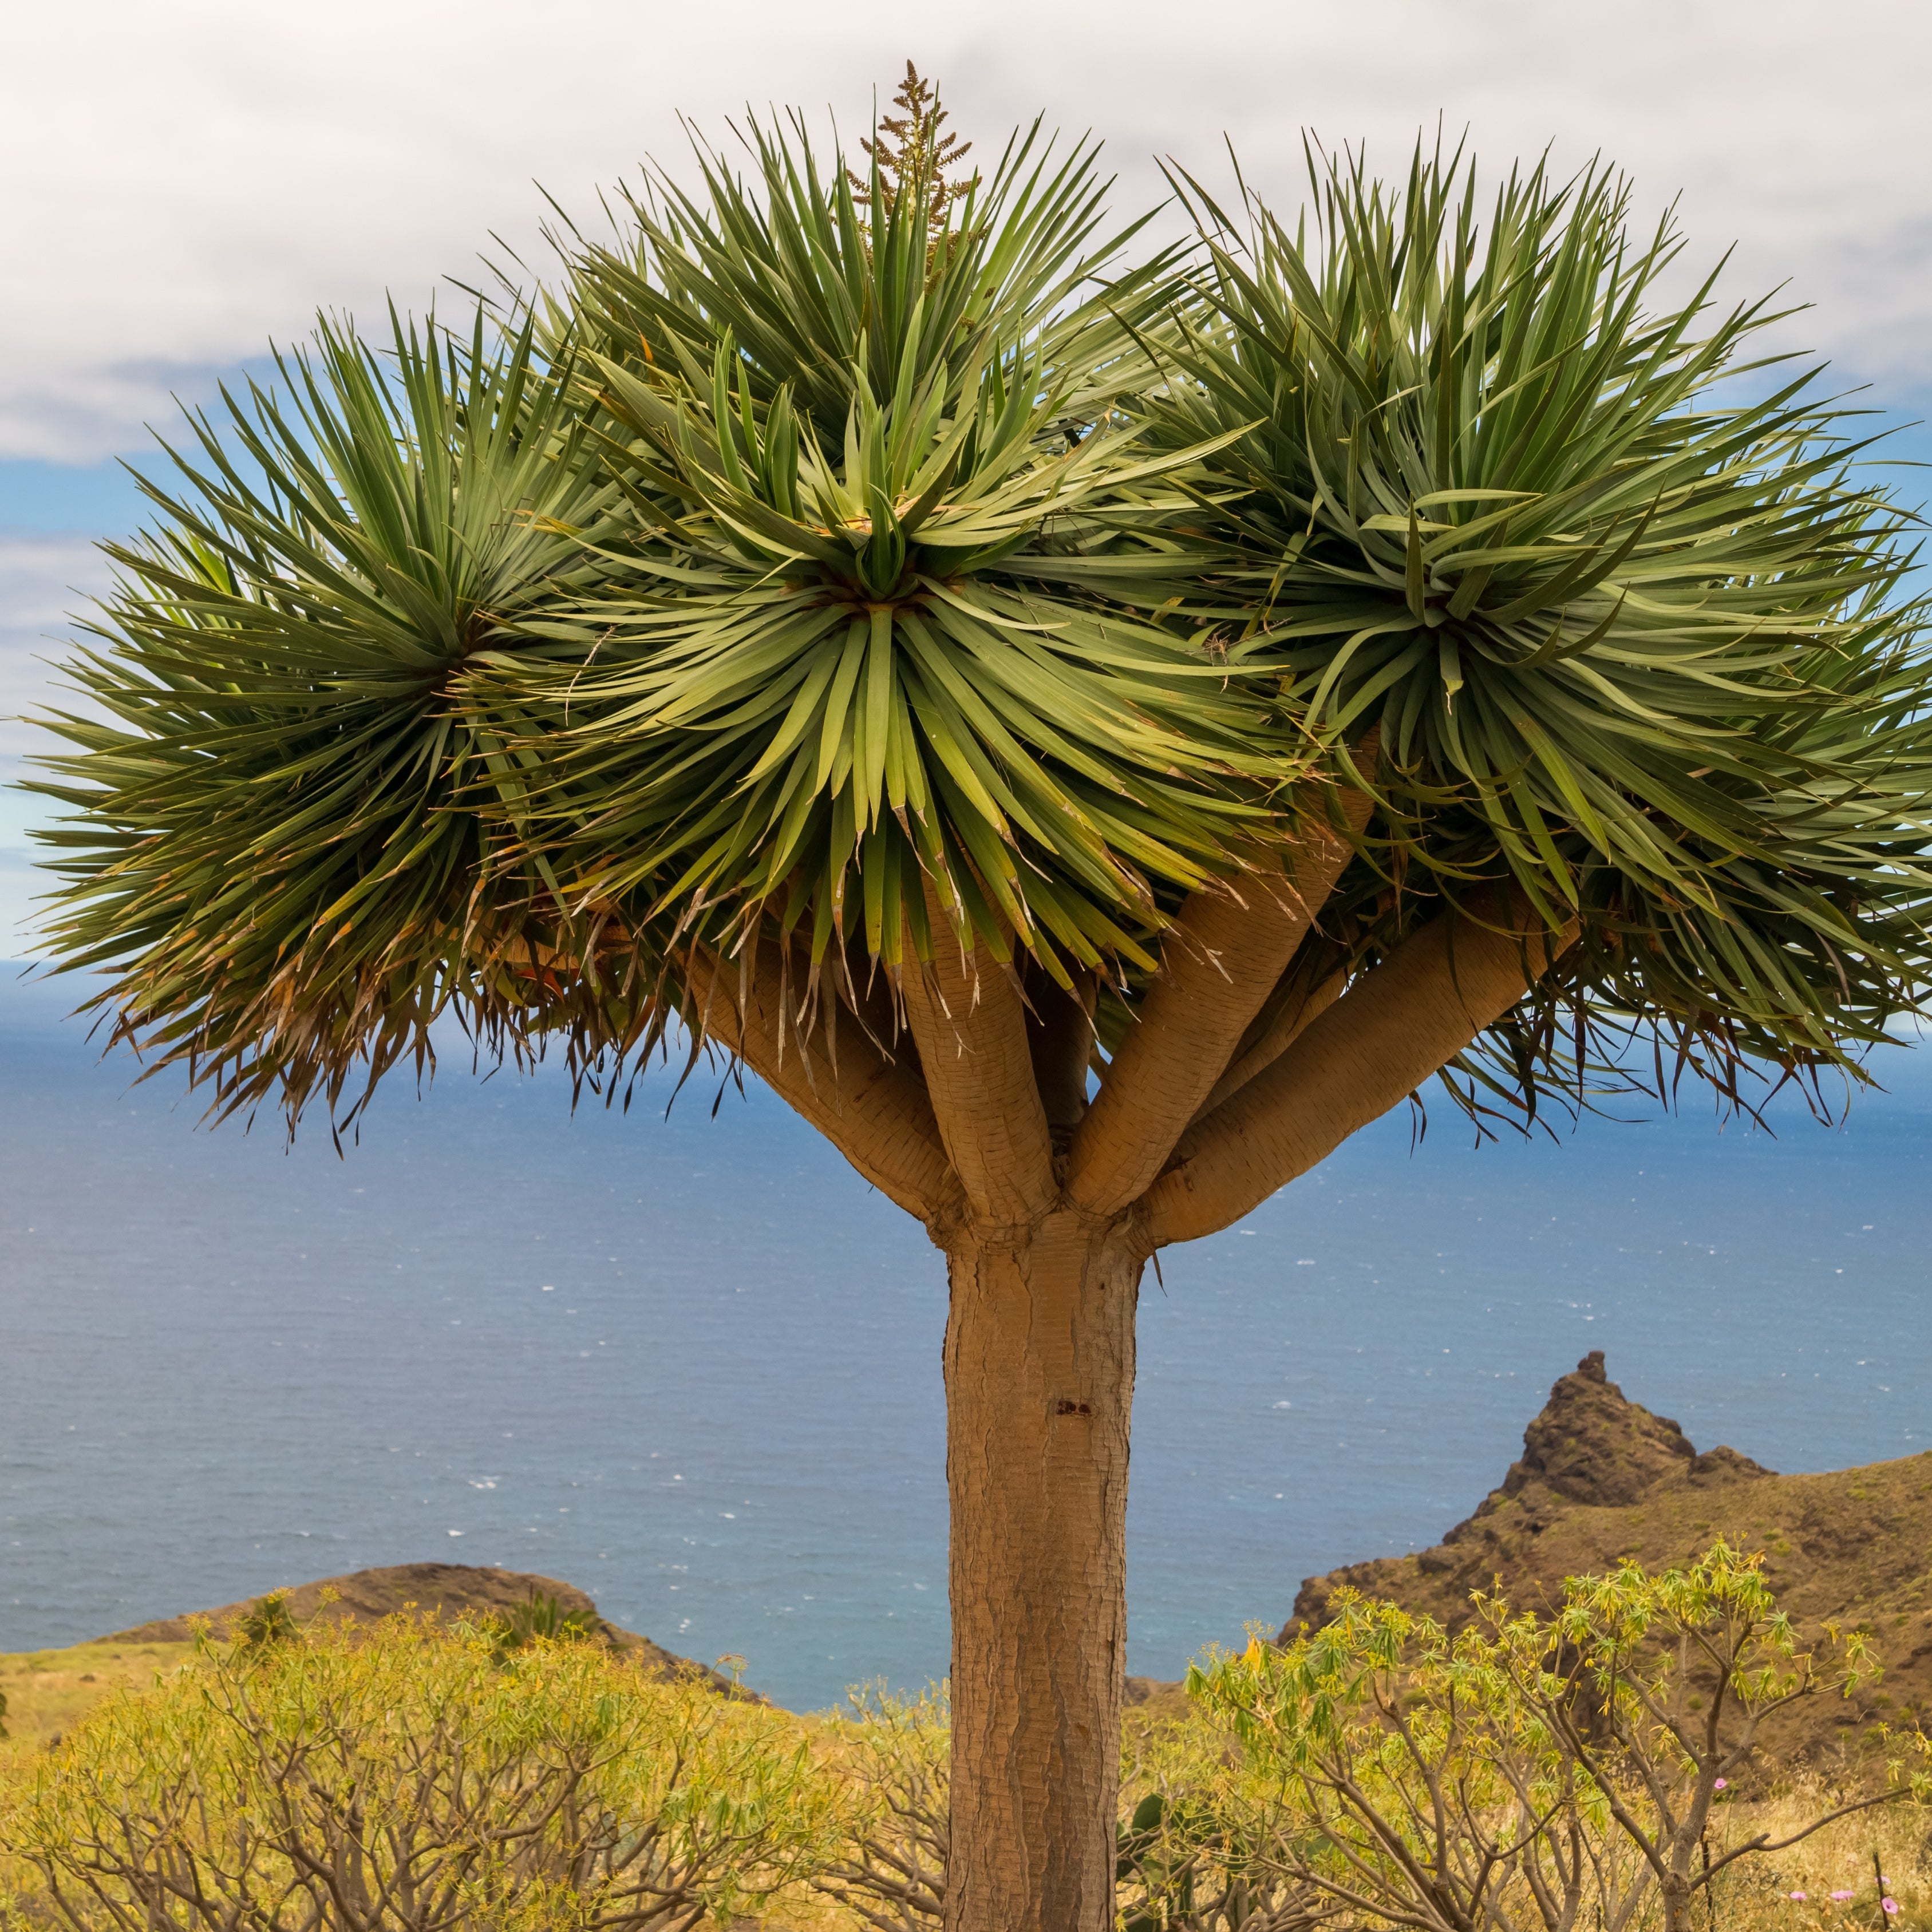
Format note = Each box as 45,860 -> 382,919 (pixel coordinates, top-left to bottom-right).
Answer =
0,1564 -> 729,1747
109,1559 -> 705,1682
1285,1351 -> 1932,1764
11,1387 -> 1930,1761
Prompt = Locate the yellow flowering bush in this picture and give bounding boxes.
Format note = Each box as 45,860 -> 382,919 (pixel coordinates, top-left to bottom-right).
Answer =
0,1612 -> 841,1930
1190,1543 -> 1931,1932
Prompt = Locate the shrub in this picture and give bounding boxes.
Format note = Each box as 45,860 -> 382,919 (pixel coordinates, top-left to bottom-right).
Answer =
1191,1543 -> 1932,1932
1113,1713 -> 1315,1932
0,1613 -> 839,1931
5,1542 -> 1924,1932
812,1683 -> 950,1930
478,1588 -> 605,1661
232,1590 -> 299,1652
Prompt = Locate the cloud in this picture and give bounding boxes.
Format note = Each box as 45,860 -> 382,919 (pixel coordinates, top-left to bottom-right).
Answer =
3,0 -> 1930,461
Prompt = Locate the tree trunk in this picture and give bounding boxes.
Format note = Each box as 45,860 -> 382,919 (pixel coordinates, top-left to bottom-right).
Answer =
1661,1871 -> 1692,1932
941,1207 -> 1142,1932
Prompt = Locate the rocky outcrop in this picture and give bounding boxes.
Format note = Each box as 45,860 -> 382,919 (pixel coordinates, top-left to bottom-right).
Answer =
1286,1353 -> 1775,1633
1504,1350 -> 1696,1504
1278,1354 -> 1932,1766
1495,1350 -> 1773,1512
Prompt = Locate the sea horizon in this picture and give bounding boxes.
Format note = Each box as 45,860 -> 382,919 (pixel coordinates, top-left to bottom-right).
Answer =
3,962 -> 1929,1710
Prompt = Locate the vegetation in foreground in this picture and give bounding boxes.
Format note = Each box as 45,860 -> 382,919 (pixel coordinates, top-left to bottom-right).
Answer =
0,1604 -> 834,1931
1,1547 -> 1926,1931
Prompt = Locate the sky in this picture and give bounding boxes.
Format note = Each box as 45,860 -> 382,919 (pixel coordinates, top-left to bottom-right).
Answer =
3,0 -> 1931,934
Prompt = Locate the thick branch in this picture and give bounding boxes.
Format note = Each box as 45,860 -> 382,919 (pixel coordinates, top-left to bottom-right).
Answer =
689,941 -> 957,1222
1067,799 -> 1369,1218
1140,893 -> 1579,1247
897,890 -> 1055,1224
1189,965 -> 1347,1123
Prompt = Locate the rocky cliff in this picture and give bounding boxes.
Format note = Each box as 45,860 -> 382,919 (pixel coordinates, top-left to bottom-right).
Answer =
1282,1352 -> 1932,1764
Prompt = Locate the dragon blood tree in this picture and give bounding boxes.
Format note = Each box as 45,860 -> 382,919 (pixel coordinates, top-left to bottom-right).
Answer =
26,69 -> 1932,1932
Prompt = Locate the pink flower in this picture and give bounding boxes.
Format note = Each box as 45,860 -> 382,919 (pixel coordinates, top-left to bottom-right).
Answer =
1790,1893 -> 1808,1903
1831,1893 -> 1855,1902
1714,1779 -> 1728,1791
1882,1901 -> 1899,1917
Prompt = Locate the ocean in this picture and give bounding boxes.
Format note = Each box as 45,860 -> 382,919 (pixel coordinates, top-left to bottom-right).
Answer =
2,965 -> 1928,1711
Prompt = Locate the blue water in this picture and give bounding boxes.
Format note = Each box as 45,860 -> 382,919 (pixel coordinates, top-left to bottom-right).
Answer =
2,966 -> 1928,1710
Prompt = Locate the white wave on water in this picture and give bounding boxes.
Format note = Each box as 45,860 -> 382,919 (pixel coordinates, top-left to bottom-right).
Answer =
3,970 -> 1929,1708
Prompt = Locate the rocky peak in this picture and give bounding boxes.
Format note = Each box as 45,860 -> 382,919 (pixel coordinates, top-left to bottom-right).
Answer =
1273,1361 -> 1932,1774
1499,1349 -> 1696,1508
1287,1353 -> 1773,1637
1470,1351 -> 1773,1530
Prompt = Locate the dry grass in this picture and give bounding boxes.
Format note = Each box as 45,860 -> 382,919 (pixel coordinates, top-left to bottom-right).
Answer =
0,1641 -> 194,1750
1701,1781 -> 1932,1932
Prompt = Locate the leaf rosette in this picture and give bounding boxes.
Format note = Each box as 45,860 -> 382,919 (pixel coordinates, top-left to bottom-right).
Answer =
30,312 -> 642,1125
477,310 -> 1296,989
1147,142 -> 1932,1107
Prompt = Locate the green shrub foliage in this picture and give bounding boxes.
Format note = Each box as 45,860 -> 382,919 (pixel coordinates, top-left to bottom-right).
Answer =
2,1543 -> 1927,1931
0,1614 -> 839,1931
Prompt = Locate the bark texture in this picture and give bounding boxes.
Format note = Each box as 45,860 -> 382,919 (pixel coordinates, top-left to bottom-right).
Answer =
899,903 -> 1056,1224
942,1211 -> 1143,1932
